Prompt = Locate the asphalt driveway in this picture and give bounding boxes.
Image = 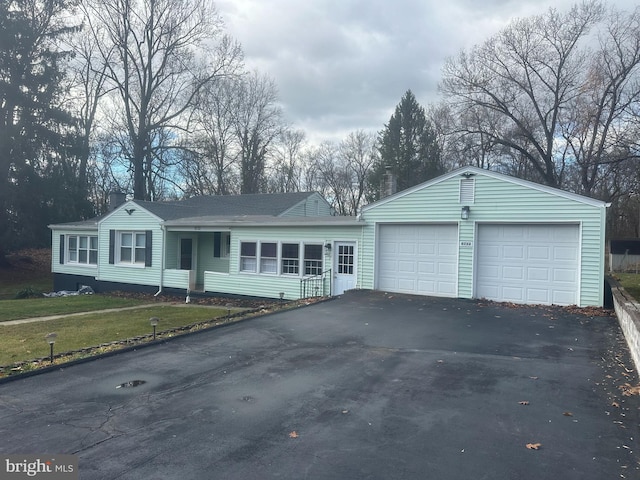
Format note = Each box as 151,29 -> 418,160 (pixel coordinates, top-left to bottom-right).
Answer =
0,291 -> 638,479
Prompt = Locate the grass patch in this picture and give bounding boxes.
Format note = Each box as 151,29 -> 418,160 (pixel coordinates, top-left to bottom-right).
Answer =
615,273 -> 640,301
0,305 -> 227,366
0,295 -> 148,322
0,276 -> 53,300
0,248 -> 52,300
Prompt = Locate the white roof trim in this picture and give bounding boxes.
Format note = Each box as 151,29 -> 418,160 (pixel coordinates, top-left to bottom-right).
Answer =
362,166 -> 608,211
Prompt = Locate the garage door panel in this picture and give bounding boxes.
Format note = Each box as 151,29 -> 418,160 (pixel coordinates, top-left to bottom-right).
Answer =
553,268 -> 577,282
502,286 -> 524,301
477,224 -> 579,306
554,246 -> 578,261
377,224 -> 458,297
503,266 -> 524,280
526,288 -> 550,303
503,245 -> 525,259
527,267 -> 550,282
439,263 -> 456,275
528,246 -> 550,260
398,261 -> 416,273
418,261 -> 435,274
418,244 -> 436,255
553,290 -> 575,305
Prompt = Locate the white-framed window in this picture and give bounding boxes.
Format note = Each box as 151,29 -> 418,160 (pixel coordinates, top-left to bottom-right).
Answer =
214,232 -> 231,258
238,240 -> 328,277
240,241 -> 257,272
281,243 -> 299,275
67,235 -> 98,265
260,242 -> 277,274
304,244 -> 323,276
119,232 -> 146,265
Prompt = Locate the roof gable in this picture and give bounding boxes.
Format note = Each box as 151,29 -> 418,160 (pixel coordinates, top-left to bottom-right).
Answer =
362,166 -> 608,212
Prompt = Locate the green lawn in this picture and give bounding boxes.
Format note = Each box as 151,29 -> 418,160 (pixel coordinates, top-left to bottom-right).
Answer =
0,272 -> 52,300
0,305 -> 227,366
0,295 -> 148,322
616,273 -> 640,301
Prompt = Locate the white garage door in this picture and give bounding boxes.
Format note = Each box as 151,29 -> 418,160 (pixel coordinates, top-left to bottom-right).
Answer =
476,224 -> 579,306
377,224 -> 458,296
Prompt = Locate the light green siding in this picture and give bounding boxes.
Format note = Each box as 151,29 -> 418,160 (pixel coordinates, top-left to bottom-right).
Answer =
211,224 -> 363,299
97,204 -> 163,288
51,229 -> 99,278
361,171 -> 607,307
281,193 -> 332,217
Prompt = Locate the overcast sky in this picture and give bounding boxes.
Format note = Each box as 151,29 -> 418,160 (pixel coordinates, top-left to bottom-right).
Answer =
216,0 -> 636,144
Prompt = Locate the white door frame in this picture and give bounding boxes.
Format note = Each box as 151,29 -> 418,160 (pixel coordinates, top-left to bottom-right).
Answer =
179,235 -> 197,290
333,241 -> 357,295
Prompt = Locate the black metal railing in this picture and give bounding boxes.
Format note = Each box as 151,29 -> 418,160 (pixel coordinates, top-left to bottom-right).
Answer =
300,268 -> 332,299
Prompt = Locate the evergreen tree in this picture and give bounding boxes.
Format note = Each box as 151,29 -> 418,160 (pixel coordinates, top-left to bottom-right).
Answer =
0,0 -> 81,260
368,90 -> 443,201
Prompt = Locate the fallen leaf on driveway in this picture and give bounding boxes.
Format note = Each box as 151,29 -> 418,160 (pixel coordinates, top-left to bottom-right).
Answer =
526,443 -> 542,450
519,401 -> 530,405
563,412 -> 573,417
620,384 -> 640,396
612,402 -> 620,408
288,431 -> 299,438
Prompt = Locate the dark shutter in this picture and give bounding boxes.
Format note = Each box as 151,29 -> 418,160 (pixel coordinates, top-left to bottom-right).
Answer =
213,232 -> 221,258
109,230 -> 115,264
59,235 -> 65,264
145,230 -> 153,267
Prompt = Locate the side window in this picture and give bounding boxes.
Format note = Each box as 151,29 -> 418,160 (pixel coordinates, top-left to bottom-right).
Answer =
281,243 -> 299,275
304,244 -> 323,275
260,242 -> 277,274
66,235 -> 98,265
119,232 -> 146,265
240,242 -> 257,272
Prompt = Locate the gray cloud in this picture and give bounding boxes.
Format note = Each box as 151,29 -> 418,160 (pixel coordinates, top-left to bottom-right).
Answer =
217,0 -> 637,143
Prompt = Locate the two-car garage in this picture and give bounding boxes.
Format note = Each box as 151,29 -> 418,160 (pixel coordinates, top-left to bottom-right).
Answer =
363,166 -> 607,307
375,222 -> 580,306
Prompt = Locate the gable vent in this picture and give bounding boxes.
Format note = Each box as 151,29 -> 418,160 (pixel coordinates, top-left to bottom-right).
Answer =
460,178 -> 475,204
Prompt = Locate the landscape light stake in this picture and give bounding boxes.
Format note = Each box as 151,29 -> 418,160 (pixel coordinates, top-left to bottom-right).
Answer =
150,317 -> 159,340
45,333 -> 57,364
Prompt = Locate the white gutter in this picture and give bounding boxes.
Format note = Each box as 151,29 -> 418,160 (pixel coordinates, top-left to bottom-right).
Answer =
155,224 -> 166,296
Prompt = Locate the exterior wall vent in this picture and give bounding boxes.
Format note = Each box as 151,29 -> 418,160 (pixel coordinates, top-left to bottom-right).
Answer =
459,178 -> 475,204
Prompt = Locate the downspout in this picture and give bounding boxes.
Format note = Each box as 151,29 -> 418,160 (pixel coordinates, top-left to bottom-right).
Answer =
155,224 -> 166,296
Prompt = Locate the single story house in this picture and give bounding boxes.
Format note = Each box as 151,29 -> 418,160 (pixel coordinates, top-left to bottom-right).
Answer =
50,166 -> 609,306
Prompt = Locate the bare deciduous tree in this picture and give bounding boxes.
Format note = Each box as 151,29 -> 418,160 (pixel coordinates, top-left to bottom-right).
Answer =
83,0 -> 242,200
233,72 -> 284,194
441,1 -> 606,187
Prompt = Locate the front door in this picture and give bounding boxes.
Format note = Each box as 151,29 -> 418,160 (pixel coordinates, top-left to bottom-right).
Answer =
180,238 -> 196,290
333,242 -> 356,295
180,238 -> 193,270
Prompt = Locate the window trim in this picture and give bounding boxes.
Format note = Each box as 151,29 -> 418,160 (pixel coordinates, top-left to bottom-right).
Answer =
238,240 -> 325,278
240,241 -> 257,273
65,234 -> 98,267
117,231 -> 147,267
281,242 -> 300,276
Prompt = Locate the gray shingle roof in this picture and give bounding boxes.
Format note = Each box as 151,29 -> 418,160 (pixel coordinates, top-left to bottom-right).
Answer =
137,192 -> 318,220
